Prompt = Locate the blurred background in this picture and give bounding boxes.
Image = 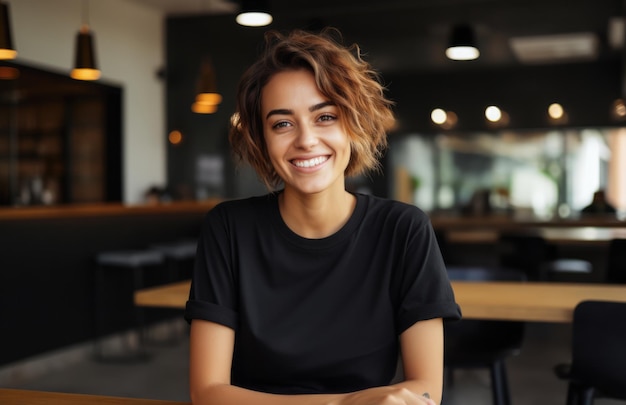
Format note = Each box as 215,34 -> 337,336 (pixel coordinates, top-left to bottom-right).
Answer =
2,2 -> 626,404
1,0 -> 625,218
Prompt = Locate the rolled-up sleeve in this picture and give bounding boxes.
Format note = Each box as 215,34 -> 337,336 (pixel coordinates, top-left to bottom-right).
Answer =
393,210 -> 461,333
185,205 -> 239,330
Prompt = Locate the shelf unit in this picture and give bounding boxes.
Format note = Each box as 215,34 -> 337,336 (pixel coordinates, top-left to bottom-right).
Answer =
0,61 -> 122,206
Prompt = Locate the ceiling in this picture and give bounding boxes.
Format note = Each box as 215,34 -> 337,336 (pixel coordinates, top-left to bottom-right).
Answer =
125,0 -> 625,74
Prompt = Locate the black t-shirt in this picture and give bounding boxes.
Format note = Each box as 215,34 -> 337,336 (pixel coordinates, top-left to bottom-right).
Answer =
185,192 -> 461,394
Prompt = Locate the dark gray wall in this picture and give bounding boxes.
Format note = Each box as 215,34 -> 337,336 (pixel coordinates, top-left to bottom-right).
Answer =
166,15 -> 266,200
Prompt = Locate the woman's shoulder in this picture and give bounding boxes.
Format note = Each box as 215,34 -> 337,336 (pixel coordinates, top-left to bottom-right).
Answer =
216,192 -> 276,208
358,193 -> 429,221
206,193 -> 278,220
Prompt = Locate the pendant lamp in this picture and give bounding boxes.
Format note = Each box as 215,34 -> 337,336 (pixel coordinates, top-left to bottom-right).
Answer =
236,0 -> 273,27
446,24 -> 480,61
71,0 -> 100,80
192,58 -> 222,114
0,1 -> 17,60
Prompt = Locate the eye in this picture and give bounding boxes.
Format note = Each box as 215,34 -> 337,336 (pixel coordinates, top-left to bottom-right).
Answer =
318,113 -> 337,123
272,120 -> 292,130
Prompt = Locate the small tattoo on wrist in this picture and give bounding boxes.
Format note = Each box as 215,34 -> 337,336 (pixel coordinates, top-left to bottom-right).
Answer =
422,392 -> 430,399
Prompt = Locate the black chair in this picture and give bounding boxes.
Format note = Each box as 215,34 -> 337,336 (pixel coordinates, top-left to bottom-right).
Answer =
498,232 -> 592,282
554,300 -> 626,405
498,232 -> 550,280
434,229 -> 452,265
444,266 -> 526,405
605,238 -> 626,284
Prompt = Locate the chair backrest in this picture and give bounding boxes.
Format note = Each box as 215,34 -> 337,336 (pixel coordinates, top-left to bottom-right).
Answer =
434,230 -> 451,265
444,266 -> 526,364
447,266 -> 527,282
570,300 -> 626,399
605,239 -> 626,284
498,233 -> 552,280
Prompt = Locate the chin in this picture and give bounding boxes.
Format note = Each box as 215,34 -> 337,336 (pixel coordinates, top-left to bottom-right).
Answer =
296,179 -> 345,195
294,185 -> 328,195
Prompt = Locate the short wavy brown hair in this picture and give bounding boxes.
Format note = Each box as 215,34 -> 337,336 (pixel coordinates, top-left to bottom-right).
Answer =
229,28 -> 395,189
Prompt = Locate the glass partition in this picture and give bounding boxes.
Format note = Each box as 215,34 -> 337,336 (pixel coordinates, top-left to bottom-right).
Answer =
390,127 -> 626,217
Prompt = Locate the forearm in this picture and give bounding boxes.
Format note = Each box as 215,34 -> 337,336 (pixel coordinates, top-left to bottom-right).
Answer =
390,379 -> 441,404
191,383 -> 341,405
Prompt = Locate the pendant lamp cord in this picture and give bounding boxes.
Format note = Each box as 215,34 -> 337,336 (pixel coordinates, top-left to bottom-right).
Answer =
82,0 -> 90,29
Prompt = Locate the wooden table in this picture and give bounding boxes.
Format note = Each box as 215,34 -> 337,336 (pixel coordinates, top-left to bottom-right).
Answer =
135,280 -> 626,323
446,226 -> 626,246
0,389 -> 189,405
452,281 -> 626,322
540,227 -> 626,245
135,281 -> 191,309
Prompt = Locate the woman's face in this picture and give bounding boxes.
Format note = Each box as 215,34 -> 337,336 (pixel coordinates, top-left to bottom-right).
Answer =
261,69 -> 351,196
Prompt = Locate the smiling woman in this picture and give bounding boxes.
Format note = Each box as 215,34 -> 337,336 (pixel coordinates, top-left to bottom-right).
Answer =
185,28 -> 460,405
229,29 -> 394,191
260,69 -> 351,199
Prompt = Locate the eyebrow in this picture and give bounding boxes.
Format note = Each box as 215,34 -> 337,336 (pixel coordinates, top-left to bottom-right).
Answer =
265,101 -> 336,120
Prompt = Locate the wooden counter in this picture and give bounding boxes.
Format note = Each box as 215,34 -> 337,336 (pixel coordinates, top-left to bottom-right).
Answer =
428,214 -> 626,247
0,199 -> 222,221
446,227 -> 626,245
0,389 -> 189,405
430,213 -> 626,229
0,200 -> 220,368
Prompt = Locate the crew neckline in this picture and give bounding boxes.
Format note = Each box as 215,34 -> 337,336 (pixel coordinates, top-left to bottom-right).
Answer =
269,191 -> 367,250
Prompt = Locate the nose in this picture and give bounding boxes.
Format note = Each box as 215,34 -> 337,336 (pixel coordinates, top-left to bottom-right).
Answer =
294,124 -> 319,149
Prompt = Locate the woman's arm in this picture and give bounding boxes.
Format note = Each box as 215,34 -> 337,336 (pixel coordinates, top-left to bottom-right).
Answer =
330,318 -> 442,405
190,319 -> 340,405
396,318 -> 445,403
189,319 -> 438,405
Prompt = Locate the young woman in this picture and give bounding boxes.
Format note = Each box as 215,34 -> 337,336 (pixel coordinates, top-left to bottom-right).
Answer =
185,28 -> 461,405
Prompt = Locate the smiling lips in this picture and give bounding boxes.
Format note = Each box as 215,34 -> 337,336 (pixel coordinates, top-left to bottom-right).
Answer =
292,155 -> 329,168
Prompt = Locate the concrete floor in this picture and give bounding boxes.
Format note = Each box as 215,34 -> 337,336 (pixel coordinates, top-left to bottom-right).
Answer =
3,321 -> 624,405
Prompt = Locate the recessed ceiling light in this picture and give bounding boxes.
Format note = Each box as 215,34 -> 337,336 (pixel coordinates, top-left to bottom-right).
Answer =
509,32 -> 599,64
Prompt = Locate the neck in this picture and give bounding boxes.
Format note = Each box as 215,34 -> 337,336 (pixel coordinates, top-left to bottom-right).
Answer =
278,188 -> 356,239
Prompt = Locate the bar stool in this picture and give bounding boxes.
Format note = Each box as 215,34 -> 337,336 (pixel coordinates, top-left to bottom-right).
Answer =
149,239 -> 197,282
94,249 -> 164,362
147,240 -> 197,342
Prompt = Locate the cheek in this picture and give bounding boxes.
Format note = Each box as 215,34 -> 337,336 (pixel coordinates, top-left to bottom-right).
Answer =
339,133 -> 354,158
261,134 -> 278,165
264,137 -> 288,167
262,129 -> 277,154
342,140 -> 357,170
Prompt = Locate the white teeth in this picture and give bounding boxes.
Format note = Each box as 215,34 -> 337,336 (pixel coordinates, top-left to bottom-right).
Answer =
293,156 -> 328,168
